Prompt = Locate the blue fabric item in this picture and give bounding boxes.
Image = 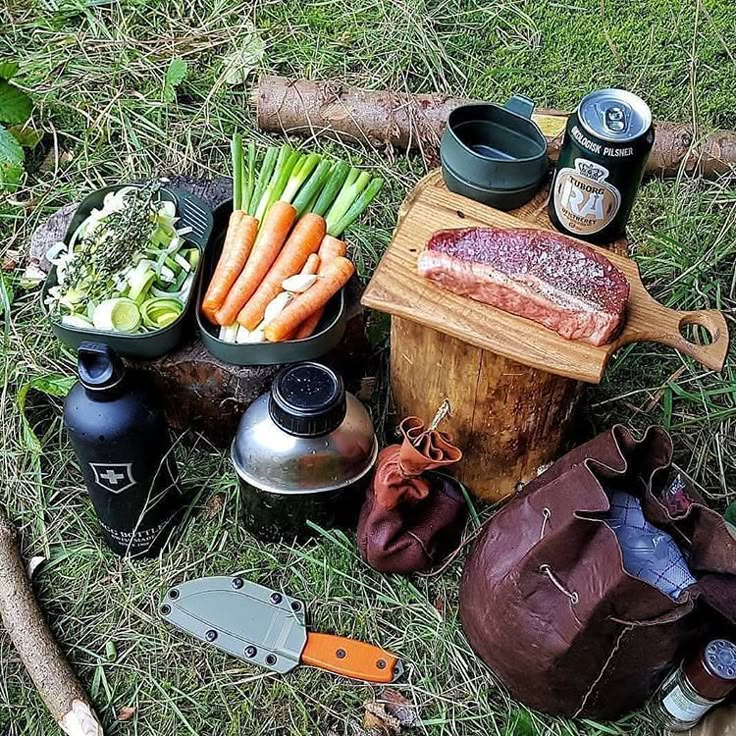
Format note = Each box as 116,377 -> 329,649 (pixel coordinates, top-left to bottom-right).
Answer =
605,491 -> 696,600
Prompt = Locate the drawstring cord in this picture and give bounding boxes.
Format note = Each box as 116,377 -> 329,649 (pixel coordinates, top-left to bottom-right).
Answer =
539,564 -> 579,606
539,507 -> 551,539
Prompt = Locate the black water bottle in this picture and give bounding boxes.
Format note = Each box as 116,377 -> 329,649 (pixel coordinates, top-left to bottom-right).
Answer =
63,342 -> 183,557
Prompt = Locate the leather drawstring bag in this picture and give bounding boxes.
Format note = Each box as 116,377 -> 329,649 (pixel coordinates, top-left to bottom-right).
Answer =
459,425 -> 736,719
358,414 -> 465,574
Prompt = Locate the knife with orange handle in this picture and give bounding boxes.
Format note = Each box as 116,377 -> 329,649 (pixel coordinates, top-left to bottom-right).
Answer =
160,576 -> 404,683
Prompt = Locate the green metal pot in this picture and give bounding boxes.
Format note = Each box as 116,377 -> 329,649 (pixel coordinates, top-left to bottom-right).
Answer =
42,184 -> 213,359
441,95 -> 548,210
196,201 -> 346,366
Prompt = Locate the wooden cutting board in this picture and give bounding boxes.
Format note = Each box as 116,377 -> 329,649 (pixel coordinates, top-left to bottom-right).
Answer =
363,172 -> 729,384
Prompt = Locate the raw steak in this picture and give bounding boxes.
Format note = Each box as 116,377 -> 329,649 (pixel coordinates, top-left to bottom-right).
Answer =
417,227 -> 629,346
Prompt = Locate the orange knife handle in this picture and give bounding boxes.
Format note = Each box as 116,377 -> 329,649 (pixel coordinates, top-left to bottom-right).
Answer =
301,632 -> 401,683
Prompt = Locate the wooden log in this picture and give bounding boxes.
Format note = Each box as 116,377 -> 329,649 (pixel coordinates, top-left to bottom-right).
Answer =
390,318 -> 583,502
254,74 -> 736,179
0,507 -> 104,735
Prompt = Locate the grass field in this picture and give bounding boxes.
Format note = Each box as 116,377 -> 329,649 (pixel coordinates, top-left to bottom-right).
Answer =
1,1 -> 735,734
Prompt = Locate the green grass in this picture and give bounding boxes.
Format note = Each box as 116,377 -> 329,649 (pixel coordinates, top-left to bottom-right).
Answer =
1,0 -> 735,734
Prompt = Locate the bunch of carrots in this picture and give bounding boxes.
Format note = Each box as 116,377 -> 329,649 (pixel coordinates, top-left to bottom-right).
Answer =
202,135 -> 382,343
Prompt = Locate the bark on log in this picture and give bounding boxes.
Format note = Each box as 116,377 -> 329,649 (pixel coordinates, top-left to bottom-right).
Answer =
253,75 -> 736,180
0,508 -> 103,735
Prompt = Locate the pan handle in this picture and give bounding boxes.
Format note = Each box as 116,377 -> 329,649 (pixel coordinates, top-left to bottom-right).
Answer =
504,94 -> 535,120
618,301 -> 729,372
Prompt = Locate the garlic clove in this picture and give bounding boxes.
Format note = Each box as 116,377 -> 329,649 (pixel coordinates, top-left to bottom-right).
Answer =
282,273 -> 318,293
263,291 -> 292,324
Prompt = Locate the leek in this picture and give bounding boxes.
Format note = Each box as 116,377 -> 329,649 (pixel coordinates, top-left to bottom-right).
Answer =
324,170 -> 371,232
328,177 -> 384,237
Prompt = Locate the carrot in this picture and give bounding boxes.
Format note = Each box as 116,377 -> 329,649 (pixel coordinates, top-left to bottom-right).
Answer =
292,306 -> 323,340
301,253 -> 320,276
291,234 -> 347,338
215,200 -> 297,326
317,234 -> 347,262
201,212 -> 258,323
265,257 -> 354,342
236,213 -> 325,330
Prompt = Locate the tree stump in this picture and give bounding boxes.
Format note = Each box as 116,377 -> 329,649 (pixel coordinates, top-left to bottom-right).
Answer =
365,171 -> 628,503
390,318 -> 584,501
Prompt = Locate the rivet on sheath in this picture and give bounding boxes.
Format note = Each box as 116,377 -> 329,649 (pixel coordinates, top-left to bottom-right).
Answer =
160,605 -> 171,615
232,577 -> 244,589
265,654 -> 277,665
270,593 -> 282,605
376,659 -> 387,669
336,649 -> 346,659
245,646 -> 257,658
291,601 -> 301,612
205,629 -> 218,642
168,589 -> 179,599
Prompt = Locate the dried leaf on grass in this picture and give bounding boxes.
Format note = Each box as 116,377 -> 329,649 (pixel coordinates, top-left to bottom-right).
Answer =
222,24 -> 265,86
362,690 -> 417,735
432,594 -> 446,617
379,691 -> 418,728
2,254 -> 18,271
116,706 -> 135,721
204,492 -> 225,519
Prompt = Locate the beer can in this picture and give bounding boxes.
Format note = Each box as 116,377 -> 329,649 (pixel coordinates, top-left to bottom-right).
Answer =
549,88 -> 654,243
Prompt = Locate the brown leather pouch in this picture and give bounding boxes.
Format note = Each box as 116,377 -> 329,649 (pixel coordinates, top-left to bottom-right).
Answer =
357,416 -> 465,574
459,425 -> 736,719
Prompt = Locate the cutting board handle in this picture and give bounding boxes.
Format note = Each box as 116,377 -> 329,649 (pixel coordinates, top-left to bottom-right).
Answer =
621,299 -> 729,372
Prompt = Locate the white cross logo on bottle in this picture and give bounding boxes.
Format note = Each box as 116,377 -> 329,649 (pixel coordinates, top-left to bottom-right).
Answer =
90,463 -> 136,494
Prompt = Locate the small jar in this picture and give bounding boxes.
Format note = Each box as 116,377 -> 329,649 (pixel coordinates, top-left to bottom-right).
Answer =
654,639 -> 736,731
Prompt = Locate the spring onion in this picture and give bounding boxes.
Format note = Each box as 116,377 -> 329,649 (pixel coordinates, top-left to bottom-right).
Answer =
328,177 -> 384,237
254,144 -> 292,221
325,169 -> 371,232
248,146 -> 278,217
310,161 -> 350,217
231,133 -> 243,211
281,152 -> 321,204
292,159 -> 332,217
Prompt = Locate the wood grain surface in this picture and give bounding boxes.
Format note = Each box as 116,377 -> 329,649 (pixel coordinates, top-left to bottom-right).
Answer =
363,170 -> 728,384
390,317 -> 584,501
374,172 -> 586,501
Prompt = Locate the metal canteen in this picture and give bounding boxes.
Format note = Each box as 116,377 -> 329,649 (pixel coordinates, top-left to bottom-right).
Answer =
230,362 -> 378,540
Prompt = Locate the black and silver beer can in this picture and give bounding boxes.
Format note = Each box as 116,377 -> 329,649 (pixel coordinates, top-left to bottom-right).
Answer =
549,88 -> 654,243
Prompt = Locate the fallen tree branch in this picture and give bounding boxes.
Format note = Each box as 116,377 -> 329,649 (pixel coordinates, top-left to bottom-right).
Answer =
0,507 -> 104,735
253,75 -> 736,180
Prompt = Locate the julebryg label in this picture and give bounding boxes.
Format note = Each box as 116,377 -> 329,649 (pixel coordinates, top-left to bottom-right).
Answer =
552,158 -> 622,235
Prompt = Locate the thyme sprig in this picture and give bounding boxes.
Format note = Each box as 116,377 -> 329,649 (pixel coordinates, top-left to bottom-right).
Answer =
60,182 -> 162,306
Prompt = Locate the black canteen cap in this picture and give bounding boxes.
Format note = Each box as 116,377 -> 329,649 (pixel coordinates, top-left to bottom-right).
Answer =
269,362 -> 346,437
